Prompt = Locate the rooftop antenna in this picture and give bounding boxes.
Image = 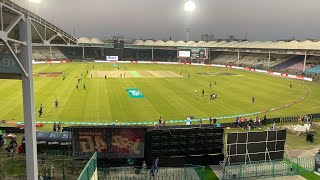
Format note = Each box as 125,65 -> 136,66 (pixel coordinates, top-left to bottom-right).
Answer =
73,27 -> 76,37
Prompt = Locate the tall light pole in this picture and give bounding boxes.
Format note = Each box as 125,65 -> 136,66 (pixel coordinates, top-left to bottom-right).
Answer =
184,1 -> 195,41
29,0 -> 41,13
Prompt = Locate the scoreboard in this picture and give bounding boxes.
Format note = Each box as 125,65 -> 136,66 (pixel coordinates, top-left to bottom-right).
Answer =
177,48 -> 208,60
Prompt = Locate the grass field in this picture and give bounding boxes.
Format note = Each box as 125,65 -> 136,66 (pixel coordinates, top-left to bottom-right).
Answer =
0,62 -> 319,124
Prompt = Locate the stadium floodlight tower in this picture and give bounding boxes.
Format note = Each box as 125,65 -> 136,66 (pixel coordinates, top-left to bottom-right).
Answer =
184,1 -> 195,41
29,0 -> 41,12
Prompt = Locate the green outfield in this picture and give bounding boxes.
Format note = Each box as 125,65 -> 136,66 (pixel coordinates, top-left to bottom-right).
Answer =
0,62 -> 319,124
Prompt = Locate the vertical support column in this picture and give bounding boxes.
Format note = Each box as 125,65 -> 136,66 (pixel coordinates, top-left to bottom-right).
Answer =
44,26 -> 46,41
151,46 -> 154,61
49,45 -> 52,59
0,5 -> 3,31
187,31 -> 189,41
237,50 -> 240,66
208,48 -> 211,62
303,52 -> 307,72
268,50 -> 271,68
136,51 -> 139,60
20,17 -> 38,180
82,46 -> 85,59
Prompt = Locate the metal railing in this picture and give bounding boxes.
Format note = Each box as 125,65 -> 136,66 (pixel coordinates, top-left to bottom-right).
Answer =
78,152 -> 98,180
221,156 -> 315,179
0,0 -> 78,43
98,165 -> 205,180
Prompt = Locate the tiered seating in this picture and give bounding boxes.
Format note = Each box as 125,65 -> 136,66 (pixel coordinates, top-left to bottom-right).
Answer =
211,53 -> 239,64
239,53 -> 269,66
283,62 -> 311,72
32,47 -> 66,60
306,65 -> 320,74
51,47 -> 67,59
272,56 -> 304,70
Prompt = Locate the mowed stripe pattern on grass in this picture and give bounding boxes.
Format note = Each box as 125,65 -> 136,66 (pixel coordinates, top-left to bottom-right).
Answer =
0,63 -> 319,123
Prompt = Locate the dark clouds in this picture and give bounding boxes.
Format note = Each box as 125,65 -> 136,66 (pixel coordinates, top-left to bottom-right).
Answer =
12,0 -> 320,41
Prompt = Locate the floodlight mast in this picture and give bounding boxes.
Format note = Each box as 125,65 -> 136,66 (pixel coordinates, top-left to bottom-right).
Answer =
29,0 -> 41,12
184,1 -> 195,41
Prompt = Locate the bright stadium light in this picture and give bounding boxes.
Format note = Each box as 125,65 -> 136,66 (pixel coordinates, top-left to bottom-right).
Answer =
184,1 -> 195,41
184,1 -> 195,12
29,0 -> 41,4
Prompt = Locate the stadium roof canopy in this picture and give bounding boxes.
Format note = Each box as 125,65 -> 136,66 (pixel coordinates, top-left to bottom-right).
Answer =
132,40 -> 320,50
2,0 -> 320,52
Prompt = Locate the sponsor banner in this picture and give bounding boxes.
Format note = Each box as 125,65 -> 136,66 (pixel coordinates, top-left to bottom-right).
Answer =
106,56 -> 118,61
244,67 -> 255,71
178,51 -> 191,58
232,66 -> 244,70
127,88 -> 144,98
33,60 -> 312,82
72,127 -> 146,158
304,77 -> 313,81
138,61 -> 152,64
255,69 -> 267,73
212,64 -> 225,67
32,60 -> 68,64
95,60 -> 108,63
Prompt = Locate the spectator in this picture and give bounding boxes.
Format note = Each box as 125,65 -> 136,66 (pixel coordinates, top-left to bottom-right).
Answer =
154,157 -> 159,176
248,121 -> 252,131
53,122 -> 57,132
18,144 -> 23,153
142,160 -> 147,169
57,122 -> 61,132
263,115 -> 267,126
198,119 -> 202,128
235,117 -> 239,127
186,117 -> 191,126
0,133 -> 4,147
154,123 -> 159,130
213,117 -> 217,125
272,122 -> 276,130
216,122 -> 221,127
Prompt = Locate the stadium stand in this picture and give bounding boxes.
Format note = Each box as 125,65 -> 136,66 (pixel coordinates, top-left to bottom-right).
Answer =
306,65 -> 320,74
272,55 -> 304,70
32,47 -> 66,60
210,52 -> 301,69
283,62 -> 310,72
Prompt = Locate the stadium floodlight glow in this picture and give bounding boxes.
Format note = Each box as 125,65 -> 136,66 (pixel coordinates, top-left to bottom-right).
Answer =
184,1 -> 195,12
29,0 -> 41,4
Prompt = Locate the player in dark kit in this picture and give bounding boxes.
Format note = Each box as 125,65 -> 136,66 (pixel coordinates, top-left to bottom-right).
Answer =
202,89 -> 204,97
83,84 -> 86,90
252,96 -> 255,103
105,75 -> 106,79
210,83 -> 212,89
290,84 -> 292,88
38,104 -> 43,118
76,84 -> 79,90
55,99 -> 58,108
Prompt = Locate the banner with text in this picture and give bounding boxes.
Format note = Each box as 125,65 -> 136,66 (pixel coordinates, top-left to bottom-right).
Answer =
72,127 -> 146,158
106,56 -> 119,61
